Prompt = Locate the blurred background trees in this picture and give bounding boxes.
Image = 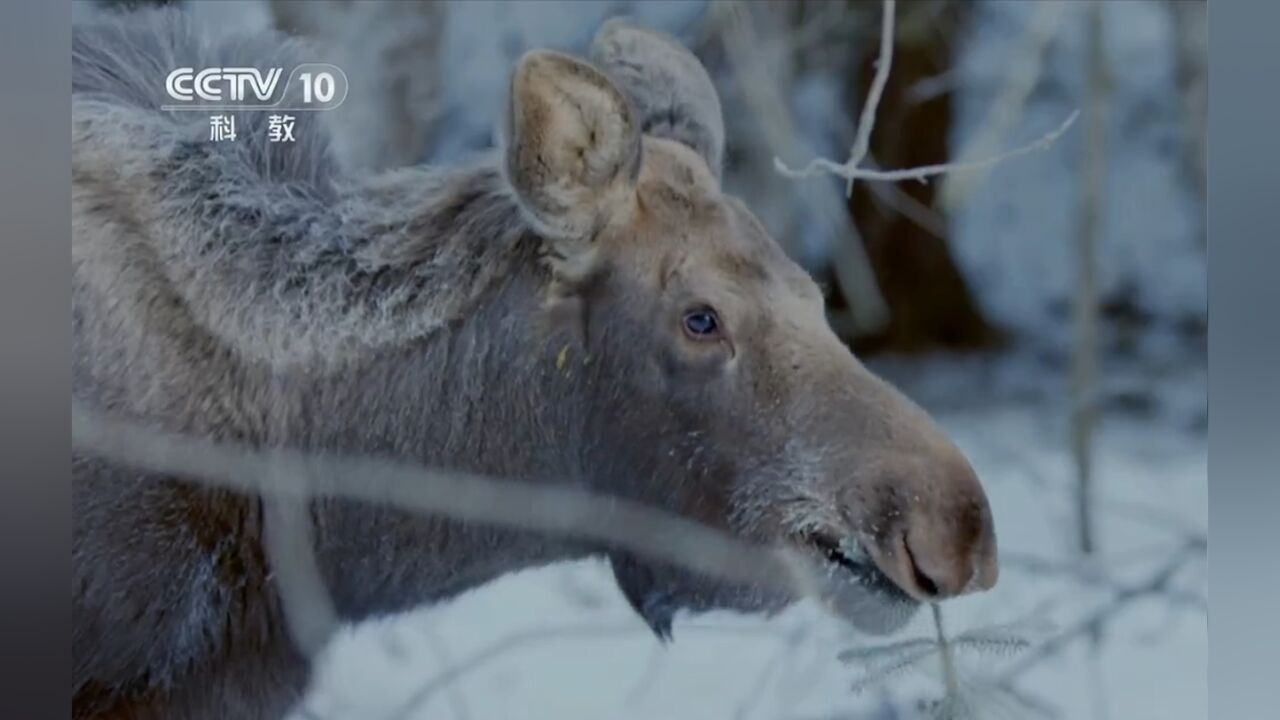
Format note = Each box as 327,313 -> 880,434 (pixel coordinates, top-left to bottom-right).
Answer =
88,0 -> 1206,364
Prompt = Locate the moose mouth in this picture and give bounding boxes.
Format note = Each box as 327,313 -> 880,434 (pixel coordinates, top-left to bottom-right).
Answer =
801,531 -> 921,633
806,533 -> 909,597
609,529 -> 922,640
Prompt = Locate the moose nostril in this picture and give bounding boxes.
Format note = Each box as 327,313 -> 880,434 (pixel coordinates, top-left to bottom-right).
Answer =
900,527 -> 976,599
907,552 -> 940,597
901,535 -> 943,598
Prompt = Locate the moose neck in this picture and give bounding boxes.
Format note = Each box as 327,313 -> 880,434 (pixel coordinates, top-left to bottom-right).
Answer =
286,165 -> 597,621
78,106 -> 603,620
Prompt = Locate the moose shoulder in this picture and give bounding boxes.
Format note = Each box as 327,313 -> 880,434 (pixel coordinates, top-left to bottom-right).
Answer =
72,10 -> 997,719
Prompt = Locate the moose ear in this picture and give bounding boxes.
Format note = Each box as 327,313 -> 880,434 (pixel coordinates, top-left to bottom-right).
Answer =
505,50 -> 641,245
590,19 -> 725,182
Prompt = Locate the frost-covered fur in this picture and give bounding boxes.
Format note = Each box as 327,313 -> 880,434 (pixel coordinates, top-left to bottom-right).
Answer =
591,18 -> 725,179
73,10 -> 552,718
73,10 -> 525,369
73,8 -> 997,720
268,0 -> 446,172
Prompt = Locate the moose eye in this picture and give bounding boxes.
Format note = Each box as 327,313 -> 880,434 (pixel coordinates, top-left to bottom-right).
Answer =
682,307 -> 721,339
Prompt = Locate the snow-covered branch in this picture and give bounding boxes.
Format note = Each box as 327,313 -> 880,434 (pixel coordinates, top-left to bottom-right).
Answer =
773,0 -> 1078,192
776,109 -> 1079,186
840,0 -> 897,196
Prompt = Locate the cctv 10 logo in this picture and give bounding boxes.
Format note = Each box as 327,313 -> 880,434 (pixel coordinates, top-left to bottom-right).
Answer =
162,63 -> 347,111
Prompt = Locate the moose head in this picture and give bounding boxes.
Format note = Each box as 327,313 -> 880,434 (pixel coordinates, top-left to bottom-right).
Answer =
503,20 -> 998,637
69,11 -> 1005,717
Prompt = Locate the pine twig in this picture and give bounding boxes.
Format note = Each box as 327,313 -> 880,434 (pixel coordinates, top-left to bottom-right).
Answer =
838,606 -> 1058,717
932,604 -> 964,717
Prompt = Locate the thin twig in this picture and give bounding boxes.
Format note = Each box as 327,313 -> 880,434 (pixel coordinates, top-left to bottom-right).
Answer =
940,0 -> 1072,210
716,0 -> 889,336
842,0 -> 896,196
72,402 -> 816,607
775,110 -> 1079,185
262,489 -> 339,657
1000,550 -> 1206,612
773,0 -> 1078,192
389,619 -> 804,720
862,154 -> 949,239
996,535 -> 1205,685
415,623 -> 472,720
386,623 -> 643,720
1072,0 -> 1107,560
262,397 -> 338,658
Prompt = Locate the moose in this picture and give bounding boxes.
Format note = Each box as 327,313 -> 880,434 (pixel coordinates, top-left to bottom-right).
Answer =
72,9 -> 997,719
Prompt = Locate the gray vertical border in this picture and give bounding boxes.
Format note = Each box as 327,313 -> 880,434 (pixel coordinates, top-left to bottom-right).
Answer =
0,0 -> 70,717
1208,0 -> 1280,718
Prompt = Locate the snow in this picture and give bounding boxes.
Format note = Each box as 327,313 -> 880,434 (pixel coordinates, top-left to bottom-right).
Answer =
294,353 -> 1207,719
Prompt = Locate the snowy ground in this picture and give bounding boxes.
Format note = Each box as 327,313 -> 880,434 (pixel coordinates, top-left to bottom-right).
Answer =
293,352 -> 1207,720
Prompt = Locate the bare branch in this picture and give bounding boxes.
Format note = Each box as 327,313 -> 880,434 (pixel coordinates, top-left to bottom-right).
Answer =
1072,0 -> 1107,559
405,623 -> 473,720
388,619 -> 807,720
775,110 -> 1079,186
939,0 -> 1071,210
72,401 -> 816,604
1000,551 -> 1206,612
862,154 -> 949,238
772,0 -> 1078,193
842,0 -> 896,196
996,536 -> 1205,685
1167,0 -> 1207,248
388,623 -> 643,719
262,488 -> 338,657
715,0 -> 889,336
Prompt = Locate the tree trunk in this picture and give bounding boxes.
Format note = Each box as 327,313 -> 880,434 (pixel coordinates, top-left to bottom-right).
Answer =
838,1 -> 1002,355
